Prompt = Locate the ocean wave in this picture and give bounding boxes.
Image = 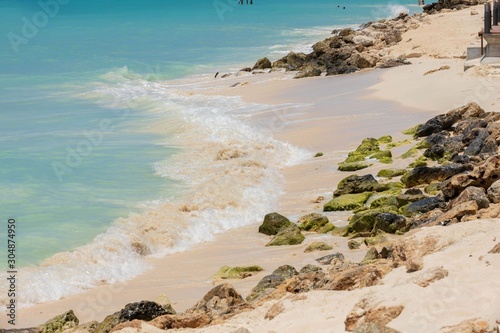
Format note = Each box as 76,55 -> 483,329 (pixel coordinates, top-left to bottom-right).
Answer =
0,69 -> 309,308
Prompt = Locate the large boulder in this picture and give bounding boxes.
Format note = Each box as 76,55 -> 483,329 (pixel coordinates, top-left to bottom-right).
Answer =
448,186 -> 489,210
40,310 -> 79,333
334,174 -> 380,197
372,213 -> 407,233
298,213 -> 334,233
401,196 -> 445,217
416,103 -> 483,137
252,57 -> 272,70
187,283 -> 246,318
353,35 -> 376,47
119,301 -> 170,322
272,265 -> 299,279
258,212 -> 292,235
266,225 -> 305,246
384,30 -> 402,45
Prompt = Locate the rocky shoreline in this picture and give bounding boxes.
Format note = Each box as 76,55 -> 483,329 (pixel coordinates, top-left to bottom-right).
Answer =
11,2 -> 500,333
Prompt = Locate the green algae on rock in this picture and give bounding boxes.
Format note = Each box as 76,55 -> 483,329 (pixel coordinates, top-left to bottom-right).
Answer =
324,192 -> 373,211
258,212 -> 293,236
213,265 -> 264,280
377,169 -> 406,178
298,213 -> 335,233
304,241 -> 333,252
40,310 -> 79,333
338,160 -> 373,171
266,225 -> 305,246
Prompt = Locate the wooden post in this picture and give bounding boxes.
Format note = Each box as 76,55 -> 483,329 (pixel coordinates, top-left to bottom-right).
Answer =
485,2 -> 492,34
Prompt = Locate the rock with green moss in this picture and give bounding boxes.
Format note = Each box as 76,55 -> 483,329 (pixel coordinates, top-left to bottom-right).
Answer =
258,212 -> 292,236
40,310 -> 79,333
370,196 -> 399,209
298,213 -> 334,233
403,125 -> 420,136
396,189 -> 426,206
387,139 -> 411,149
408,156 -> 428,168
94,313 -> 119,333
334,174 -> 379,197
266,225 -> 305,246
272,265 -> 298,279
424,181 -> 441,195
370,150 -> 392,164
348,240 -> 361,249
372,213 -> 406,233
347,210 -> 405,235
362,247 -> 381,262
364,234 -> 388,246
338,161 -> 373,171
377,135 -> 392,144
401,147 -> 419,159
400,196 -> 444,217
344,138 -> 381,163
314,152 -> 324,157
304,241 -> 333,252
377,169 -> 406,178
213,265 -> 264,279
324,192 -> 372,211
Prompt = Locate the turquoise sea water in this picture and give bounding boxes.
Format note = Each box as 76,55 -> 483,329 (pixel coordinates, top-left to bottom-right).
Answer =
0,0 -> 420,306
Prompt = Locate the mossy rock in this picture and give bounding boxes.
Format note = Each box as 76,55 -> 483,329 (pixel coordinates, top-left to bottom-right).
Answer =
298,213 -> 332,232
370,196 -> 399,209
335,174 -> 379,196
344,138 -> 380,163
348,240 -> 361,249
424,181 -> 441,195
338,161 -> 373,171
266,225 -> 305,246
272,265 -> 298,279
408,156 -> 428,168
377,135 -> 392,144
314,152 -> 324,157
94,313 -> 120,333
401,147 -> 419,159
377,169 -> 406,178
364,234 -> 388,246
370,150 -> 392,164
347,208 -> 402,235
403,125 -> 420,136
323,192 -> 373,211
258,212 -> 292,236
375,181 -> 404,194
362,247 -> 381,262
213,265 -> 264,279
40,310 -> 79,333
415,140 -> 431,149
304,241 -> 333,252
387,139 -> 411,149
331,226 -> 348,236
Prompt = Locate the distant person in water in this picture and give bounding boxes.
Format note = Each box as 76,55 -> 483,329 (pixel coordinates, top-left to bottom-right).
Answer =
214,72 -> 219,78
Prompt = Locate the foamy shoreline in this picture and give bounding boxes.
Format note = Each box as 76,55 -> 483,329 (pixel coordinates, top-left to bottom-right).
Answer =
12,4 -> 500,332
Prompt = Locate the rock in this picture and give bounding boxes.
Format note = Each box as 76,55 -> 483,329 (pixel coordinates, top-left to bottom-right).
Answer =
396,189 -> 426,206
487,179 -> 500,203
300,264 -> 323,273
266,225 -> 305,246
488,243 -> 500,253
402,196 -> 445,217
212,266 -> 264,279
343,138 -> 381,163
415,267 -> 449,287
348,240 -> 361,249
94,313 -> 120,333
377,169 -> 406,178
345,298 -> 404,332
401,164 -> 471,187
364,234 -> 388,246
464,128 -> 490,156
372,213 -> 406,233
40,310 -> 79,333
294,67 -> 322,79
258,212 -> 292,236
298,213 -> 334,233
316,252 -> 345,265
324,192 -> 373,211
435,200 -> 478,224
352,323 -> 402,333
304,241 -> 334,252
239,67 -> 252,72
188,283 -> 246,318
119,301 -> 169,322
347,210 -> 383,234
449,186 -> 489,210
423,144 -> 445,160
348,52 -> 378,69
246,274 -> 285,302
272,265 -> 298,279
362,247 -> 380,262
338,161 -> 373,171
264,302 -> 285,320
440,318 -> 491,333
252,57 -> 272,70
370,196 -> 399,209
384,30 -> 402,45
334,174 -> 380,197
353,35 -> 376,47
151,313 -> 210,330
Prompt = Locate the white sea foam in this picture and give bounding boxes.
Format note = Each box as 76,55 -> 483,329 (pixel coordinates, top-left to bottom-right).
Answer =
0,68 -> 309,309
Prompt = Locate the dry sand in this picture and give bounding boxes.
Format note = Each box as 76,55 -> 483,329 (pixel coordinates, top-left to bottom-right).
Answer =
15,4 -> 500,333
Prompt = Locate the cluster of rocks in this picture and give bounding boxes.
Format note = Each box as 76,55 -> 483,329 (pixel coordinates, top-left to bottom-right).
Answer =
319,102 -> 500,239
249,13 -> 419,79
423,0 -> 485,14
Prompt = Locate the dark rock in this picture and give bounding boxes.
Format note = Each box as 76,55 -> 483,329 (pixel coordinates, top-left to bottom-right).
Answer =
372,213 -> 406,233
402,196 -> 445,216
479,137 -> 498,155
239,67 -> 252,72
396,190 -> 426,206
464,128 -> 490,156
299,264 -> 323,273
423,144 -> 445,160
334,174 -> 379,197
252,57 -> 272,70
246,274 -> 285,302
258,212 -> 292,236
272,265 -> 298,279
119,301 -> 169,322
401,164 -> 472,187
294,67 -> 322,79
316,252 -> 345,265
